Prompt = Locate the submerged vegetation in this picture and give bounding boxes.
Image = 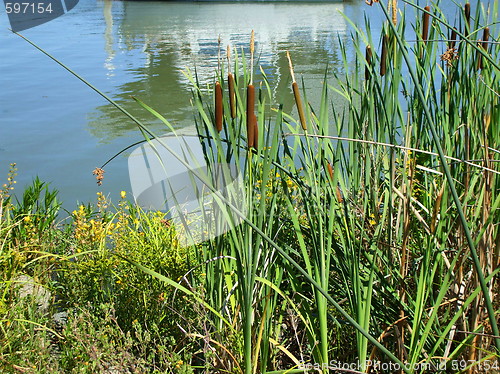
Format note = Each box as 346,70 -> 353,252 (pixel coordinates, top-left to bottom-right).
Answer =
1,0 -> 499,372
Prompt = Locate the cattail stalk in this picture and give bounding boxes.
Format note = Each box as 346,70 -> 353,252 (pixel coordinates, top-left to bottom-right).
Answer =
253,113 -> 258,150
247,31 -> 256,149
380,34 -> 388,76
391,0 -> 398,26
422,6 -> 430,44
250,30 -> 255,85
365,45 -> 372,81
217,35 -> 221,72
287,51 -> 307,131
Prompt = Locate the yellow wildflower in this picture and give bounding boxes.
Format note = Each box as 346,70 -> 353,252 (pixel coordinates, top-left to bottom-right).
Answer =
369,213 -> 376,225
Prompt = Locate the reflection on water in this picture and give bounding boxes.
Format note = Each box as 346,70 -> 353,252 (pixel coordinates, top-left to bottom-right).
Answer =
0,0 -> 489,209
88,1 -> 366,142
103,0 -> 115,75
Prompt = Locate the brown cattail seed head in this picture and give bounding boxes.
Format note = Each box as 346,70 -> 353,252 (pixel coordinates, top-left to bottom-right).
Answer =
450,28 -> 457,49
287,51 -> 306,131
475,36 -> 486,70
336,186 -> 343,203
215,82 -> 223,132
327,162 -> 334,180
464,3 -> 471,35
422,6 -> 431,44
380,34 -> 388,76
226,45 -> 236,118
292,82 -> 307,131
365,45 -> 372,81
478,27 -> 490,70
482,27 -> 490,50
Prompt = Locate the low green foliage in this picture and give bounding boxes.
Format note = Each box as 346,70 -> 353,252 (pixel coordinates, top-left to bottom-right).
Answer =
59,193 -> 195,333
0,178 -> 197,373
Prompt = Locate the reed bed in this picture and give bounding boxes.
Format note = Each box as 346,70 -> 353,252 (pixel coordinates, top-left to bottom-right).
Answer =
174,0 -> 499,372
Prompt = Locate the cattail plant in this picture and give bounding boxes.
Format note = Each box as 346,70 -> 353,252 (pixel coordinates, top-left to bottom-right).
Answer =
380,33 -> 388,76
286,51 -> 307,131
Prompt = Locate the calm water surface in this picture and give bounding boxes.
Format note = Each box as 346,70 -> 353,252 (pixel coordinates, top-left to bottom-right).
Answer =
0,0 -> 460,210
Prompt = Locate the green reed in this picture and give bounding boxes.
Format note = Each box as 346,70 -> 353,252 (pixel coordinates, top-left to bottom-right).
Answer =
182,1 -> 499,371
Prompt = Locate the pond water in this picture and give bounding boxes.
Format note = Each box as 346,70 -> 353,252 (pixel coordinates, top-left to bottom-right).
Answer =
0,0 -> 465,211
